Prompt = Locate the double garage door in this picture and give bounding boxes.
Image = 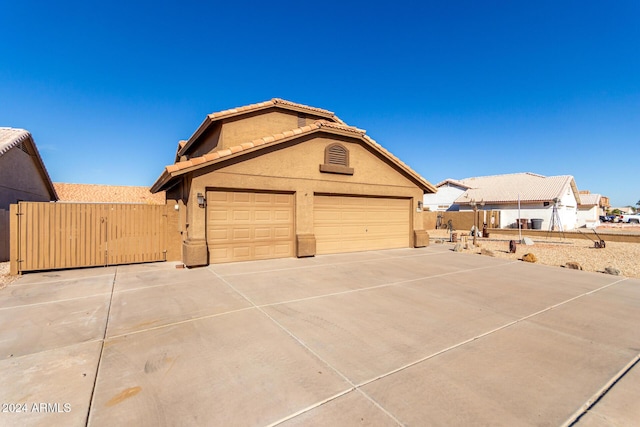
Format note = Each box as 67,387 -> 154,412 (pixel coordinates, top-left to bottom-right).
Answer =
206,191 -> 410,263
206,191 -> 295,263
314,195 -> 410,255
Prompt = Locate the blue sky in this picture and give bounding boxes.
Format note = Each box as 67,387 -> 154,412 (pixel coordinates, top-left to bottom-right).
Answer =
1,1 -> 638,207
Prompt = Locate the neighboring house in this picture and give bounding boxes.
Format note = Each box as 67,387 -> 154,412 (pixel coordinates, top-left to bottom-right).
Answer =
577,191 -> 605,228
613,206 -> 634,215
448,172 -> 581,230
54,183 -> 165,204
151,98 -> 436,266
0,127 -> 58,261
422,179 -> 470,211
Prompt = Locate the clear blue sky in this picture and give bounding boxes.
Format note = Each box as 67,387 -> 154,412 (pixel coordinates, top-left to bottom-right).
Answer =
2,1 -> 638,207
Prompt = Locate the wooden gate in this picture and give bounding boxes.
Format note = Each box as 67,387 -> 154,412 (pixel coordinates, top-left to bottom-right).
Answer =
10,202 -> 168,274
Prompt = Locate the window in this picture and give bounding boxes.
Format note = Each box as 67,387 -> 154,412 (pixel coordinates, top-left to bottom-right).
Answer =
320,143 -> 354,175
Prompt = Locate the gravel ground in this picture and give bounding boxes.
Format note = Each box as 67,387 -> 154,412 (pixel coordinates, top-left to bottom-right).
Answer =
0,262 -> 18,290
428,229 -> 640,279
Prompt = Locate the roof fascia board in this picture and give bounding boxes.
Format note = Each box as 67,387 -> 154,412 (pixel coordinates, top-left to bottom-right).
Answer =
24,134 -> 59,201
178,116 -> 214,157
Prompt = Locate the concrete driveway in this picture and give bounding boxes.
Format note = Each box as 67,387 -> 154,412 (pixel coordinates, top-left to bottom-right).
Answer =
1,244 -> 639,426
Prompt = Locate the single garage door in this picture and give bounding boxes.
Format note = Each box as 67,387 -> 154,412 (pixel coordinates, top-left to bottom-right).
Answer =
314,195 -> 410,255
206,190 -> 294,263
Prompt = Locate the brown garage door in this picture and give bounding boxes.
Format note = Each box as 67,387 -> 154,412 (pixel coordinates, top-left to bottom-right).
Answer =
314,195 -> 410,255
206,191 -> 294,263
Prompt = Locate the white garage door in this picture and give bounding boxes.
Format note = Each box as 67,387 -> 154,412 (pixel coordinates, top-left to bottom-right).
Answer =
314,195 -> 410,255
206,191 -> 294,263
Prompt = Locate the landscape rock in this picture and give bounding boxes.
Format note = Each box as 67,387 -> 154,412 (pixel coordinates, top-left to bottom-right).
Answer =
481,248 -> 495,257
522,253 -> 537,263
564,262 -> 583,270
453,243 -> 463,252
523,237 -> 535,245
604,266 -> 621,276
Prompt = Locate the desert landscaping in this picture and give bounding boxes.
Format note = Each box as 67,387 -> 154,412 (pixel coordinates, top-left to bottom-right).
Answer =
428,226 -> 640,279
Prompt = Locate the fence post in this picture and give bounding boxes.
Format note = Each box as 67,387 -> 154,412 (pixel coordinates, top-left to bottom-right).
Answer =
9,204 -> 19,275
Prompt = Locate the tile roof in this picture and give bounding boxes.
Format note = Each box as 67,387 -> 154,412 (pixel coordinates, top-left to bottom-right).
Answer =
54,183 -> 166,204
206,98 -> 346,124
178,98 -> 346,157
578,193 -> 600,206
453,172 -> 581,204
153,120 -> 435,193
0,127 -> 31,156
166,120 -> 364,174
435,178 -> 471,189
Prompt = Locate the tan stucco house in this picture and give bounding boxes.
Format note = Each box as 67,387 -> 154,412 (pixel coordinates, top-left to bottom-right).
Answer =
151,98 -> 436,266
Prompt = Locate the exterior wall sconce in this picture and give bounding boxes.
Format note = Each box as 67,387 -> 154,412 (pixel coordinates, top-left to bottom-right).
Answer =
197,193 -> 206,208
417,201 -> 423,212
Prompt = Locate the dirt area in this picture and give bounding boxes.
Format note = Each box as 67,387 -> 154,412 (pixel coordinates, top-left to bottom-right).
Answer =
0,262 -> 18,290
428,229 -> 640,279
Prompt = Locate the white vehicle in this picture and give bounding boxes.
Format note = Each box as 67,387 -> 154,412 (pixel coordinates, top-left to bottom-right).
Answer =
619,213 -> 640,223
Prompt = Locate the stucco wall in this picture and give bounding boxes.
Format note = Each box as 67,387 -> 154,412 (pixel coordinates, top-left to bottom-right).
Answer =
0,148 -> 53,209
423,185 -> 465,211
219,110 -> 328,151
183,134 -> 425,250
577,205 -> 599,228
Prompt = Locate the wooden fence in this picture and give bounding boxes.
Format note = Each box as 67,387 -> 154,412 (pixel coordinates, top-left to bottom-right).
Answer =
10,202 -> 177,274
0,209 -> 9,262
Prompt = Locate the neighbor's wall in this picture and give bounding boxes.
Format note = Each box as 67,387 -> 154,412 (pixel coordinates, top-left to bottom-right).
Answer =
0,148 -> 53,209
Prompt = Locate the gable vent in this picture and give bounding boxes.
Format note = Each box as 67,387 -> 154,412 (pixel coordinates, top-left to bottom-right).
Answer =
327,144 -> 348,166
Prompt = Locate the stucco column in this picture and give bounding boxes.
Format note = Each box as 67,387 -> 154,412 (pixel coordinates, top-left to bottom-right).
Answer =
413,194 -> 430,247
182,185 -> 208,267
295,185 -> 316,257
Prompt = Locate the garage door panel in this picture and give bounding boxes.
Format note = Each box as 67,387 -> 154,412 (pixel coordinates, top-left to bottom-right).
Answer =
233,210 -> 251,221
232,193 -> 252,203
253,228 -> 271,239
274,210 -> 291,221
254,210 -> 272,222
207,191 -> 294,264
314,195 -> 409,255
274,195 -> 291,204
233,247 -> 251,258
232,228 -> 251,240
209,229 -> 230,242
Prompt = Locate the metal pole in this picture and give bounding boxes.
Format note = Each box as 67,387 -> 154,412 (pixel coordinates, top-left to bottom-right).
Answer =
518,194 -> 522,243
